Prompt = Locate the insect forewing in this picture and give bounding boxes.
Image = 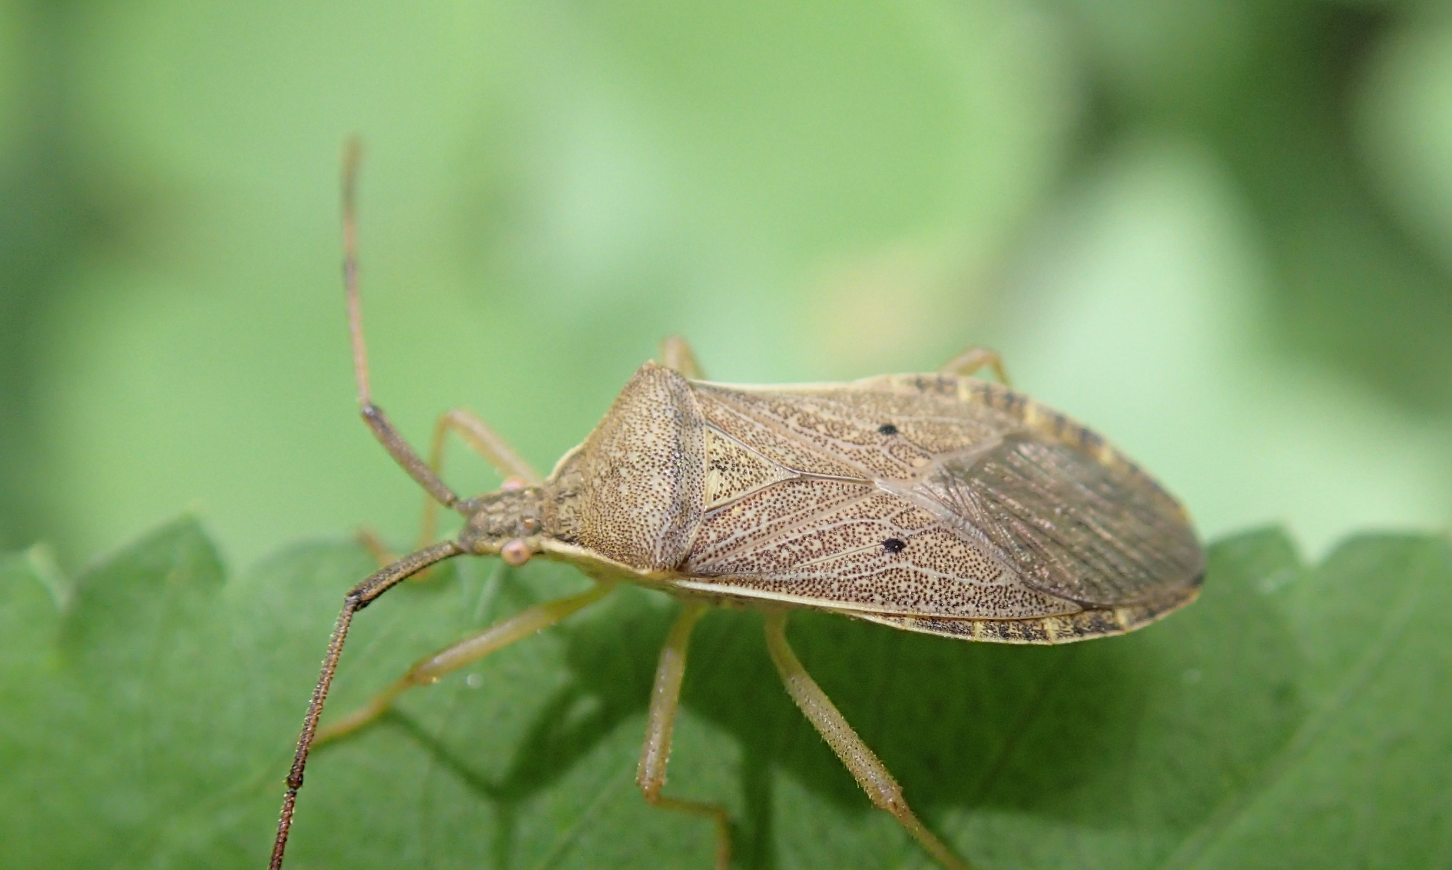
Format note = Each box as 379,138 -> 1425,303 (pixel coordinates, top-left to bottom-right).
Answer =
671,374 -> 1203,642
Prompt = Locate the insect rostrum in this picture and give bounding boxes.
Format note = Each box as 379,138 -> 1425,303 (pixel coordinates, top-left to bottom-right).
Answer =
268,147 -> 1204,870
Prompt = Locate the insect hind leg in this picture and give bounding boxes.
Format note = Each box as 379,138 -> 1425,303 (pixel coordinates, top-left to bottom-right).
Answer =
763,611 -> 972,870
938,345 -> 1010,387
659,335 -> 707,379
637,599 -> 731,870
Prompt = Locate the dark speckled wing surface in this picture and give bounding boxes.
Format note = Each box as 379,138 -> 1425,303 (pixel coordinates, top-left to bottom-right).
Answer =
905,432 -> 1202,608
670,375 -> 1203,641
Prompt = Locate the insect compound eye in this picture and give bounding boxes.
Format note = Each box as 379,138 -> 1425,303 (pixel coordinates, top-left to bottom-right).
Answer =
501,538 -> 532,566
882,537 -> 906,554
877,423 -> 899,436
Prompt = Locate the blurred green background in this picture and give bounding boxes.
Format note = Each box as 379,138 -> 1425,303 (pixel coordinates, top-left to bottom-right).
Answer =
2,0 -> 1451,575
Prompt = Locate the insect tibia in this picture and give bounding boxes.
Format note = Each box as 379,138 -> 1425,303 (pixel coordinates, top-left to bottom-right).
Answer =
458,485 -> 549,554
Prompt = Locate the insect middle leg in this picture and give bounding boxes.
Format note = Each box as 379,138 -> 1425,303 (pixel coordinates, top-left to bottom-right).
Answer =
763,611 -> 972,870
938,345 -> 1010,387
637,599 -> 732,870
316,581 -> 613,742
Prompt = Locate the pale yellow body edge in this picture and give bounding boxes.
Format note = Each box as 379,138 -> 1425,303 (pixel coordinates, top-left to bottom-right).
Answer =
535,535 -> 1203,646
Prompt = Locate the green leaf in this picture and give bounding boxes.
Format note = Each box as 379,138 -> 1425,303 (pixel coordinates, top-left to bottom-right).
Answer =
2,520 -> 1450,868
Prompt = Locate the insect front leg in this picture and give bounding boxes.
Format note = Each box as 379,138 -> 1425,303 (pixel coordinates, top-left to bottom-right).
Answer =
411,408 -> 543,560
427,408 -> 543,487
938,345 -> 1010,387
659,335 -> 707,379
637,598 -> 731,870
315,581 -> 613,742
762,611 -> 972,870
356,408 -> 543,575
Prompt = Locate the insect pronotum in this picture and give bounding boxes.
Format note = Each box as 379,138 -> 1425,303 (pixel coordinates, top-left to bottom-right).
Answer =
267,142 -> 1205,870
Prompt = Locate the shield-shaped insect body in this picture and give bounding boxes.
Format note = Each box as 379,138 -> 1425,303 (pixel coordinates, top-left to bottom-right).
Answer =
268,146 -> 1204,870
507,361 -> 1204,644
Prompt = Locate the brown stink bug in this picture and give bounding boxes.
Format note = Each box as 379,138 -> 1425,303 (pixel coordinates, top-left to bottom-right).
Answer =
267,144 -> 1205,870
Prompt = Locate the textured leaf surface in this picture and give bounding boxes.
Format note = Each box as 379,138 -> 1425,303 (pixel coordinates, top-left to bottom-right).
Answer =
2,519 -> 1450,868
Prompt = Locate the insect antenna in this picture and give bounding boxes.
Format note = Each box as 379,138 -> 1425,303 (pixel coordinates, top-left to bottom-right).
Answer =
269,539 -> 465,870
341,138 -> 465,513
